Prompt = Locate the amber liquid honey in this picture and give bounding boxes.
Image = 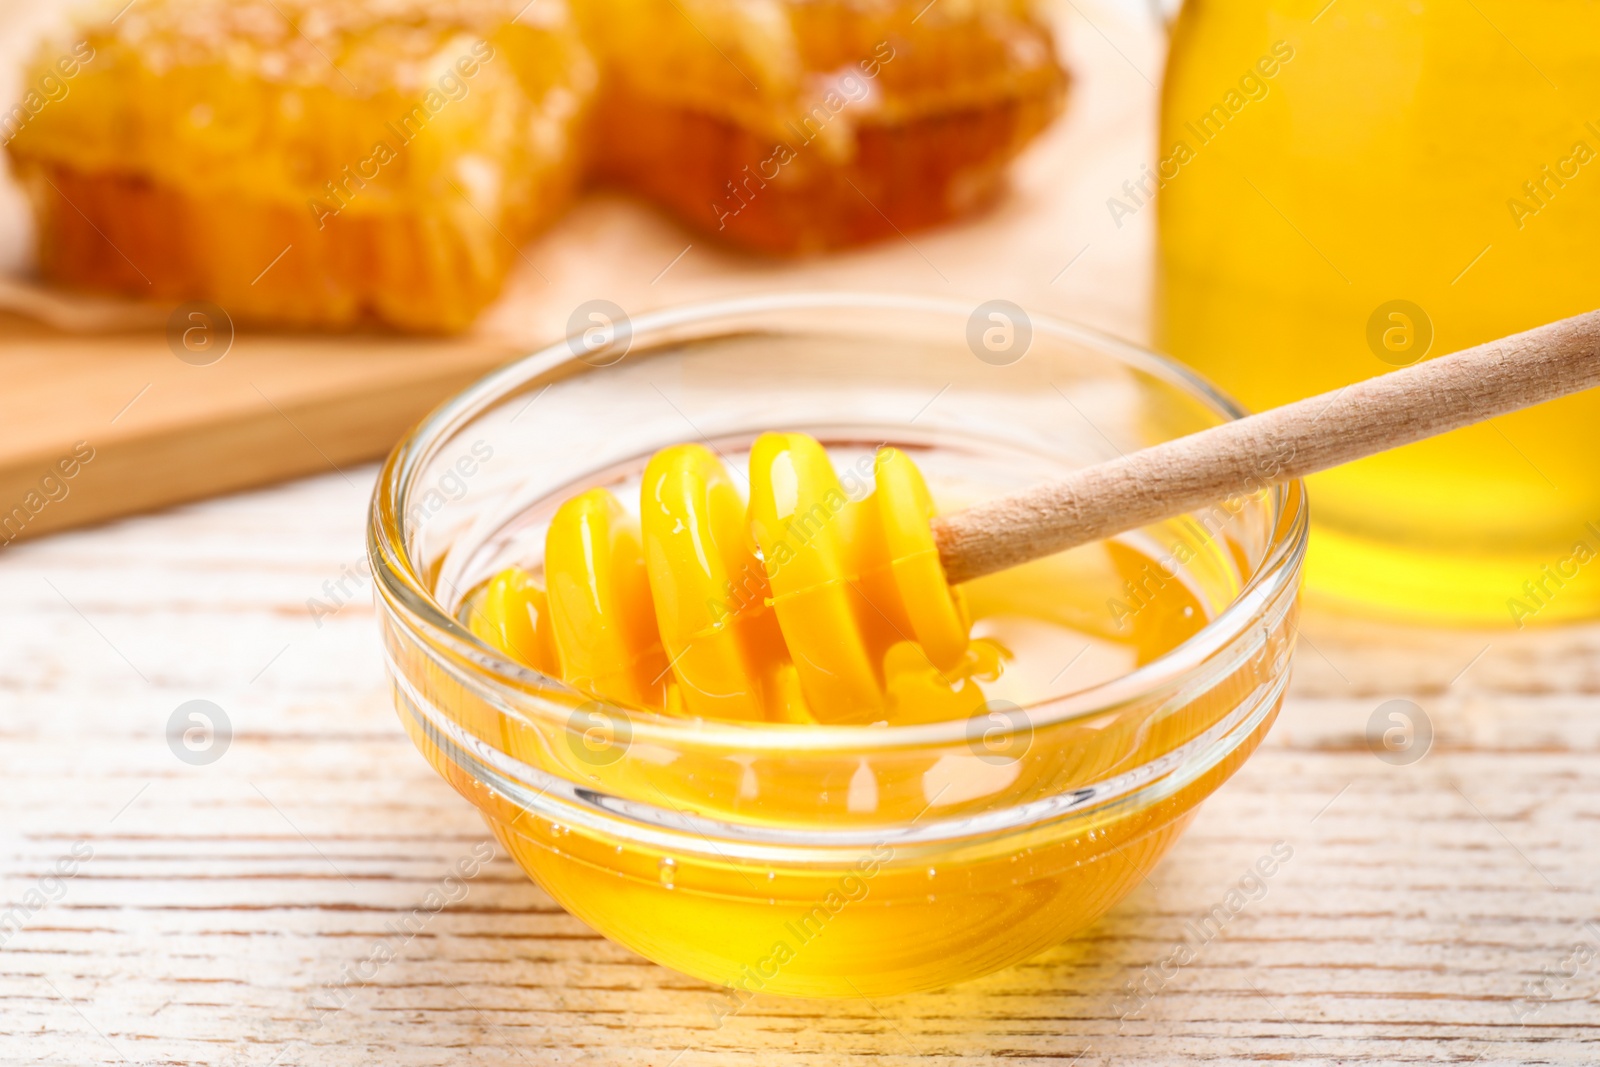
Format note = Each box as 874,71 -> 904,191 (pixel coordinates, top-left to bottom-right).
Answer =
468,534 -> 1234,997
1158,0 -> 1600,623
421,440 -> 1285,996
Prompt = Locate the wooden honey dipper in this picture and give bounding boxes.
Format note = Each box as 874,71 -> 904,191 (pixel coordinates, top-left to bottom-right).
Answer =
932,310 -> 1600,585
480,310 -> 1600,721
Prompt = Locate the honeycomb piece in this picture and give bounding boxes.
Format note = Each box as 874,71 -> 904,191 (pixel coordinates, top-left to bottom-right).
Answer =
6,0 -> 1068,326
6,0 -> 596,331
577,0 -> 1068,253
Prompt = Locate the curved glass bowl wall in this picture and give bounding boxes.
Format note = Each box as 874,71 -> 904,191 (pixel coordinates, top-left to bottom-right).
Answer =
369,294 -> 1306,997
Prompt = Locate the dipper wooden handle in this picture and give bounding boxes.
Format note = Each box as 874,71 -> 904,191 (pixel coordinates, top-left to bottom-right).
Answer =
933,309 -> 1600,585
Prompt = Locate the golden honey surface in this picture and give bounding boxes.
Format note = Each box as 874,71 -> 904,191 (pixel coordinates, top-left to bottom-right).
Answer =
404,435 -> 1281,997
468,434 -> 1208,726
1157,0 -> 1600,622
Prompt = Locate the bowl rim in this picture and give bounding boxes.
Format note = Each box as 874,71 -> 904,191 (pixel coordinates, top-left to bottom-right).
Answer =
368,290 -> 1308,756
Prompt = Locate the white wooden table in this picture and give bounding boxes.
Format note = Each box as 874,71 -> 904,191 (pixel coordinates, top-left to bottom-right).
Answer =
4,2 -> 1600,1063
6,465 -> 1600,1065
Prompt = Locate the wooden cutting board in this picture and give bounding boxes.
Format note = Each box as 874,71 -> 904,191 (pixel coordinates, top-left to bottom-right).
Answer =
0,302 -> 525,542
0,0 -> 1161,544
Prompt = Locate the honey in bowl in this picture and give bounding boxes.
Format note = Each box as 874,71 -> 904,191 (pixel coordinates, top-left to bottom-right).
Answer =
446,439 -> 1267,996
1157,0 -> 1600,622
465,434 -> 1212,727
371,296 -> 1303,997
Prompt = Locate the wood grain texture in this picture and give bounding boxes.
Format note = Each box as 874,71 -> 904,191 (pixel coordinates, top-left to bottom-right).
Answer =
4,3 -> 1598,1064
0,320 -> 525,544
5,466 -> 1600,1066
935,309 -> 1600,585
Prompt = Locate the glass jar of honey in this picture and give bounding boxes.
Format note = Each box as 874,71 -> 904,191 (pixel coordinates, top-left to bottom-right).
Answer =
1157,0 -> 1600,623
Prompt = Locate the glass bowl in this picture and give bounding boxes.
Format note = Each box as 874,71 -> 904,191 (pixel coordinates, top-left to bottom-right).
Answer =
368,293 -> 1306,998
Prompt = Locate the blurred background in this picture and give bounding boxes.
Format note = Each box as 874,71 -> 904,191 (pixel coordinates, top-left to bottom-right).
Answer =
6,0 -> 1598,626
0,0 -> 1157,544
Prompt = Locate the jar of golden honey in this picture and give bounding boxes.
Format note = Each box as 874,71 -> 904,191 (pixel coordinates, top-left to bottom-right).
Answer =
1157,0 -> 1600,623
